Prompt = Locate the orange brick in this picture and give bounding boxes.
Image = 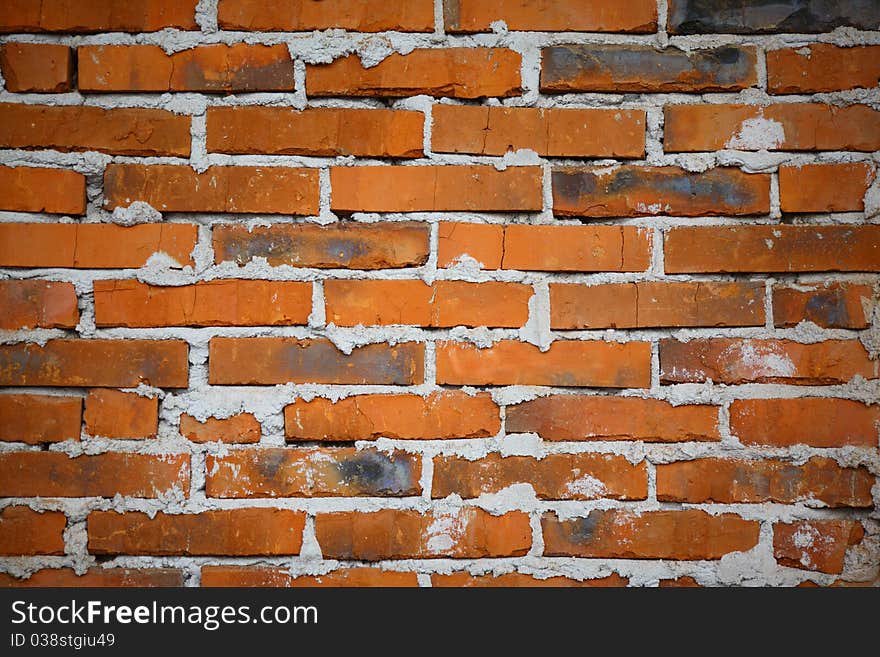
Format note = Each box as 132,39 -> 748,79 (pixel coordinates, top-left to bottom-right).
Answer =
774,520 -> 864,574
84,389 -> 159,439
432,106 -> 646,157
768,44 -> 880,94
315,509 -> 531,560
659,576 -> 701,587
330,166 -> 543,213
179,413 -> 261,444
218,0 -> 434,32
307,49 -> 521,98
0,280 -> 79,329
323,280 -> 532,327
773,283 -> 874,329
0,394 -> 82,444
436,340 -> 651,388
0,0 -> 198,33
503,225 -> 651,272
779,162 -> 874,213
0,43 -> 72,92
443,0 -> 656,32
0,166 -> 85,215
0,568 -> 183,587
201,566 -> 419,587
506,396 -> 720,442
284,392 -> 500,441
432,572 -> 629,587
103,164 -> 319,215
437,222 -> 504,269
0,507 -> 65,556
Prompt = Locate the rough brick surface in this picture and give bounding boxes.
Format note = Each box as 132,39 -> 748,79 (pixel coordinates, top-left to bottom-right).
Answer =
201,566 -> 419,587
84,389 -> 159,439
773,520 -> 865,574
772,283 -> 874,329
0,166 -> 86,215
0,507 -> 66,556
0,394 -> 82,444
0,568 -> 183,587
0,0 -> 199,33
0,280 -> 79,329
768,44 -> 880,94
443,0 -> 657,33
179,413 -> 261,444
0,43 -> 72,92
219,0 -> 434,32
779,162 -> 874,213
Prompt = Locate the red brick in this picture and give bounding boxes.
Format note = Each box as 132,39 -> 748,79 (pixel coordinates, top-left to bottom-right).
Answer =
78,44 -> 294,92
0,568 -> 183,587
774,520 -> 864,574
218,0 -> 434,32
201,566 -> 419,587
433,453 -> 647,500
436,340 -> 651,388
306,48 -> 521,98
103,164 -> 319,215
330,166 -> 543,213
0,394 -> 82,444
432,106 -> 646,157
284,392 -> 500,441
315,509 -> 531,560
324,280 -> 532,328
0,43 -> 72,92
88,509 -> 306,556
0,280 -> 79,329
443,0 -> 656,33
503,225 -> 652,272
551,281 -> 765,329
767,44 -> 880,94
84,389 -> 159,439
94,280 -> 312,328
0,0 -> 198,33
553,166 -> 770,217
432,572 -> 629,587
542,509 -> 759,559
664,103 -> 880,152
0,223 -> 198,269
657,457 -> 874,507
438,222 -> 504,269
660,338 -> 875,385
664,225 -> 880,273
779,162 -> 874,213
730,398 -> 879,448
506,396 -> 720,442
209,338 -> 423,385
0,104 -> 190,157
0,339 -> 189,388
659,576 -> 701,587
180,414 -> 261,444
214,222 -> 429,269
0,166 -> 85,215
0,507 -> 65,556
206,448 -> 421,497
0,452 -> 189,498
207,107 -> 424,157
773,283 -> 874,329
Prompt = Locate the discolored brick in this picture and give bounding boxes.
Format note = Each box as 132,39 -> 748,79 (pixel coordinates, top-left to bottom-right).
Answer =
773,520 -> 864,574
0,280 -> 79,329
0,507 -> 66,556
432,572 -> 629,587
0,0 -> 199,33
218,0 -> 434,32
437,222 -> 504,269
0,394 -> 82,444
0,568 -> 183,587
0,166 -> 85,215
0,43 -> 73,92
443,0 -> 656,33
201,566 -> 419,587
773,283 -> 874,329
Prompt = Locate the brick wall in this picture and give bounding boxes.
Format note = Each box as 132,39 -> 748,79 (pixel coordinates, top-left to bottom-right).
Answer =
0,0 -> 878,587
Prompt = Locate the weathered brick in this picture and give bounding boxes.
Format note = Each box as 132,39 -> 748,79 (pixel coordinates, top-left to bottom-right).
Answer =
78,44 -> 294,92
306,48 -> 521,98
218,0 -> 434,32
180,414 -> 261,444
432,572 -> 629,587
201,566 -> 419,587
779,162 -> 874,213
0,452 -> 189,498
330,166 -> 543,213
324,280 -> 532,328
0,43 -> 72,92
730,398 -> 880,448
431,106 -> 646,157
206,448 -> 421,497
103,164 -> 319,215
213,222 -> 429,269
0,0 -> 199,33
0,339 -> 189,388
0,568 -> 183,587
437,222 -> 504,269
659,576 -> 701,587
284,392 -> 500,441
551,281 -> 765,329
0,507 -> 65,556
84,389 -> 159,439
768,44 -> 880,94
660,338 -> 875,385
0,280 -> 79,329
553,166 -> 770,217
207,107 -> 424,157
657,457 -> 874,507
0,394 -> 82,444
503,225 -> 652,272
443,0 -> 656,33
542,509 -> 759,559
315,509 -> 531,560
436,340 -> 651,388
94,280 -> 312,328
209,338 -> 423,385
0,104 -> 190,157
664,104 -> 880,152
0,223 -> 198,269
773,283 -> 874,329
88,509 -> 306,556
433,453 -> 647,500
506,396 -> 720,442
664,226 -> 880,273
0,166 -> 85,215
541,45 -> 757,92
774,520 -> 864,574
